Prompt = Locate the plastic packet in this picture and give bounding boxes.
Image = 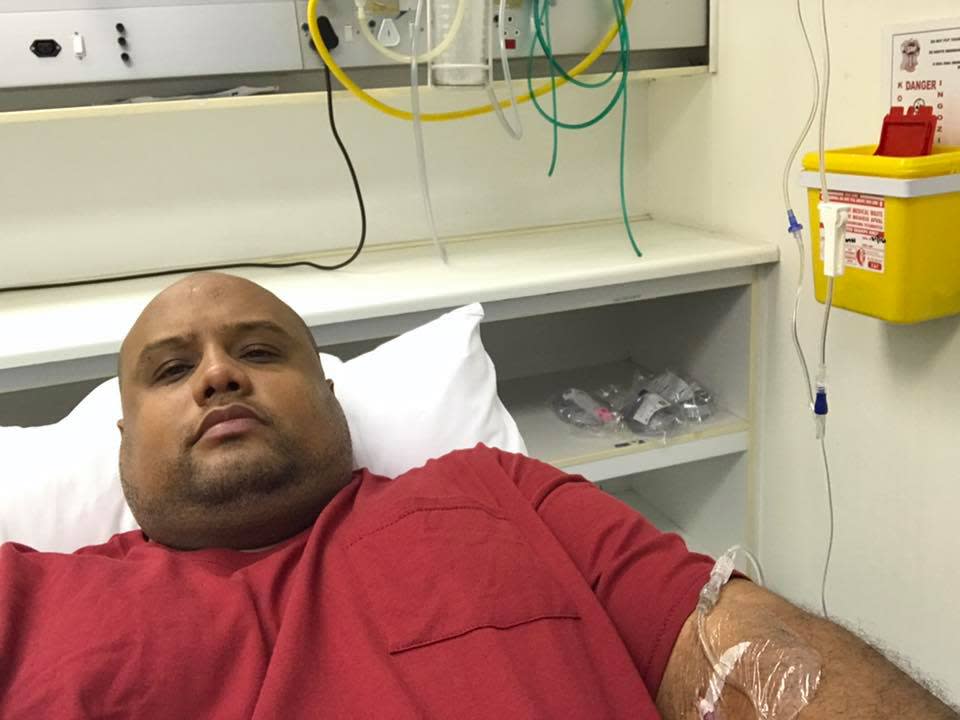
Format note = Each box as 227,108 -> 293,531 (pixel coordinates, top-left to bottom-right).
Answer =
551,369 -> 718,439
682,379 -> 716,423
551,388 -> 621,435
621,389 -> 686,437
623,369 -> 684,436
641,369 -> 694,404
640,369 -> 718,425
593,382 -> 633,411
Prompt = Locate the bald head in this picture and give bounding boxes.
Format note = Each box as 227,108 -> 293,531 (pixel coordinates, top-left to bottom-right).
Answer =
118,273 -> 318,389
116,272 -> 353,551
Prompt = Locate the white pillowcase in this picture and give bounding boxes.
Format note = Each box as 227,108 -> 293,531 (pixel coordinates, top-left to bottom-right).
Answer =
324,303 -> 525,478
0,303 -> 525,552
0,380 -> 135,553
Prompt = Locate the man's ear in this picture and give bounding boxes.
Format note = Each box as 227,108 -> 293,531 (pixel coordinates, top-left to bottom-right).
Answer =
117,419 -> 124,435
325,379 -> 335,394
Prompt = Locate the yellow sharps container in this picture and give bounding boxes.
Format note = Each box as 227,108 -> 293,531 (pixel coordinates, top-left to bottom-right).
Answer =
801,145 -> 960,323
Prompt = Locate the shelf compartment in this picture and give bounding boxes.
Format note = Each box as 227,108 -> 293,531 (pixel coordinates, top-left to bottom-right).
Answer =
500,363 -> 749,483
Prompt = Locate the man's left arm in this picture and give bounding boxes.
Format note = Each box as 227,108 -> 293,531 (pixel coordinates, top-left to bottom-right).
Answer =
657,579 -> 960,720
491,448 -> 957,719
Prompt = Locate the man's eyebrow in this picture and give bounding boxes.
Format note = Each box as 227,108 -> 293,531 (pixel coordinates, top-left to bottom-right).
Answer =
137,334 -> 194,366
231,319 -> 318,353
130,333 -> 195,381
228,319 -> 296,341
133,321 -> 297,373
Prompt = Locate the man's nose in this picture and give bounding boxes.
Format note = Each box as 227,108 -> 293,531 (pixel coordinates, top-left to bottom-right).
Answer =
193,352 -> 252,403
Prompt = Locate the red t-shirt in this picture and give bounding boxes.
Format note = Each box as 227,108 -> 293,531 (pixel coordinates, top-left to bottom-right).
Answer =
0,445 -> 713,719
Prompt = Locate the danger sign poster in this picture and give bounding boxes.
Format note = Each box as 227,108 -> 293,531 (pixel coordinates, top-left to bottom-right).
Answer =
887,18 -> 960,145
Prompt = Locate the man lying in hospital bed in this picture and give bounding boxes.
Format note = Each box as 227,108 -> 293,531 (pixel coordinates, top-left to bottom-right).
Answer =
0,272 -> 955,719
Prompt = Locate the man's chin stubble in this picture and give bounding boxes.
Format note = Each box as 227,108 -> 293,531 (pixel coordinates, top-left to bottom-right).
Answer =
179,444 -> 302,507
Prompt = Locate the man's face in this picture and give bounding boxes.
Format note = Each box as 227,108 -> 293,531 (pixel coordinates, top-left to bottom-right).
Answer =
117,273 -> 353,551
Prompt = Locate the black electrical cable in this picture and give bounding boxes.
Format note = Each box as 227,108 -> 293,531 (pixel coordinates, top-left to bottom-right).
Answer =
0,65 -> 366,295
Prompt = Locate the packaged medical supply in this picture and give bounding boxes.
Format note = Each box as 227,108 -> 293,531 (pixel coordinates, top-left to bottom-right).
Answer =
552,368 -> 717,441
551,388 -> 622,435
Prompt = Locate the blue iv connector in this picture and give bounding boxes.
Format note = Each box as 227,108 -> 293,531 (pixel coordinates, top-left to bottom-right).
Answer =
814,387 -> 828,416
787,209 -> 804,234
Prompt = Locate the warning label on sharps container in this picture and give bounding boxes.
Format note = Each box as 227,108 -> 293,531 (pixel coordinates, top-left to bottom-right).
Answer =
887,18 -> 960,145
819,191 -> 886,274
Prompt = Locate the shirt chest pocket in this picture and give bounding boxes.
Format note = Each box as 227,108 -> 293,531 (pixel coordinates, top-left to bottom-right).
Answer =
346,498 -> 581,654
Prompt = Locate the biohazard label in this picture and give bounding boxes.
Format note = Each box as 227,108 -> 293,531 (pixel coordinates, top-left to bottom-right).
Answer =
819,190 -> 886,274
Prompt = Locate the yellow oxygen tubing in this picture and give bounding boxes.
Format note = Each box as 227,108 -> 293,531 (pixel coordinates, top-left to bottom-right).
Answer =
306,0 -> 634,122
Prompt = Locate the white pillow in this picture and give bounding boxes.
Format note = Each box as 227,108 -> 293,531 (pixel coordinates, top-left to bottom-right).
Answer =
0,303 -> 525,552
324,304 -> 525,478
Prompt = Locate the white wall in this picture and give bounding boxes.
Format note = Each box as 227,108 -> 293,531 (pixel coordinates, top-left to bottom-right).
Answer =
0,80 -> 649,287
646,0 -> 960,703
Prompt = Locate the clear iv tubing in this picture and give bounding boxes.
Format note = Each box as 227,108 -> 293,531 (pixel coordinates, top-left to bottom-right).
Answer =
486,0 -> 523,140
816,0 -> 834,380
409,0 -> 448,264
815,0 -> 835,621
783,0 -> 820,409
356,0 -> 467,64
696,545 -> 765,676
307,0 -> 634,123
781,0 -> 835,621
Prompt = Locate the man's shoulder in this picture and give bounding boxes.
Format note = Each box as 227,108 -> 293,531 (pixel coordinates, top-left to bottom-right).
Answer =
391,443 -> 536,484
73,529 -> 147,558
429,442 -> 520,468
0,528 -> 145,567
356,444 -> 515,482
353,444 -> 576,510
0,530 -> 147,560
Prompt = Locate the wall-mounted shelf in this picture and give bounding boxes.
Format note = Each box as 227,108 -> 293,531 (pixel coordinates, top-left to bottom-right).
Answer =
0,216 -> 777,393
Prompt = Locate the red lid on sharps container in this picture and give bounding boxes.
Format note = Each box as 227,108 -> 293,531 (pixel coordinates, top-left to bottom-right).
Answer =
875,104 -> 938,157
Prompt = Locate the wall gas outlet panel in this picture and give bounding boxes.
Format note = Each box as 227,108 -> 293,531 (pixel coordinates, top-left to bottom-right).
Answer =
295,0 -> 707,70
0,0 -> 708,109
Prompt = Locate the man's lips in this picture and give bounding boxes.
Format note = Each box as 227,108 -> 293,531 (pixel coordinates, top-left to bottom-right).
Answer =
193,404 -> 265,444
